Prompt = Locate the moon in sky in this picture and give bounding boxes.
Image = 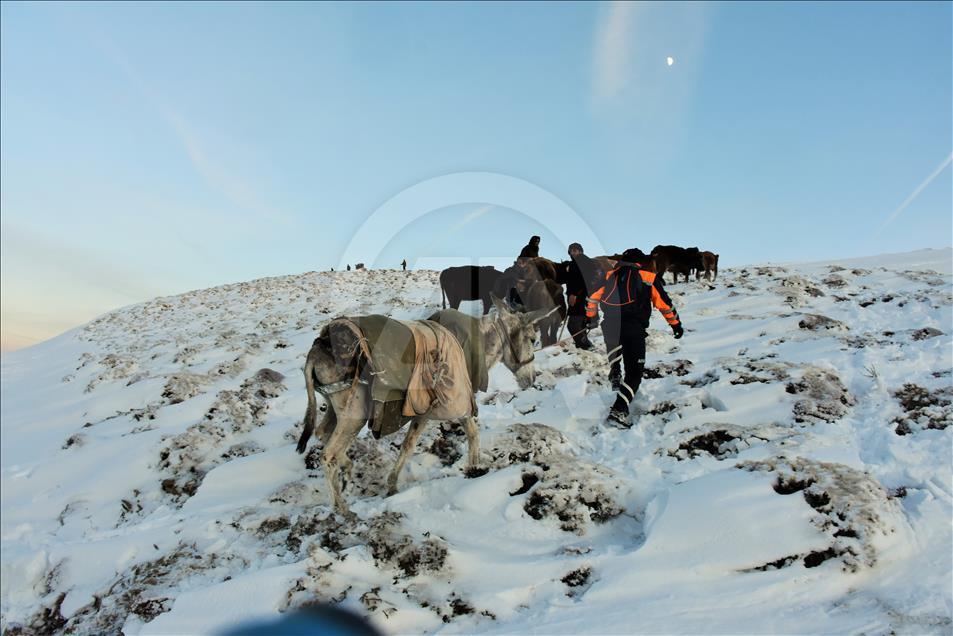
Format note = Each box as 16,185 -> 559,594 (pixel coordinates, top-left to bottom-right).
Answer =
666,56 -> 675,66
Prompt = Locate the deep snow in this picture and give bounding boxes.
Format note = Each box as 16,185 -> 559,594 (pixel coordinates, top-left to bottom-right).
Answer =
2,248 -> 951,635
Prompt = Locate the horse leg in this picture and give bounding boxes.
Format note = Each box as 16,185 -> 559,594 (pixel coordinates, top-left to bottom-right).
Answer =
387,417 -> 427,496
462,416 -> 480,472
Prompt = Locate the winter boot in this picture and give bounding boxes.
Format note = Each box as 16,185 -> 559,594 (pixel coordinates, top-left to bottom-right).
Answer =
605,392 -> 632,429
606,407 -> 631,429
608,366 -> 622,391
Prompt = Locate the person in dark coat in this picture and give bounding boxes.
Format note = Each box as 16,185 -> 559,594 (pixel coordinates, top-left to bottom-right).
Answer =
562,243 -> 600,350
518,235 -> 541,259
496,263 -> 524,310
401,259 -> 407,271
587,248 -> 684,428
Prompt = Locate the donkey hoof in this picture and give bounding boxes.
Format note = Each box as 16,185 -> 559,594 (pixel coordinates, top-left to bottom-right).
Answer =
464,466 -> 488,478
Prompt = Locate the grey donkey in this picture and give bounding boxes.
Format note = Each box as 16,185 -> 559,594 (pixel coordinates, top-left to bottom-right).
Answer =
296,297 -> 548,515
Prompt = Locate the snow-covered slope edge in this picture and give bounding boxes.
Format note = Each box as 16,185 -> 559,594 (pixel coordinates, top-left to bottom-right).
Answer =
2,250 -> 951,635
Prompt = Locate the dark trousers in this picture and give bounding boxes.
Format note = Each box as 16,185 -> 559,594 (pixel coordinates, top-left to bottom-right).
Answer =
602,316 -> 647,414
567,314 -> 593,349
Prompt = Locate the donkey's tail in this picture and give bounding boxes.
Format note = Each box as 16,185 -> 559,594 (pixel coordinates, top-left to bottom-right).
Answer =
441,279 -> 447,309
296,354 -> 318,454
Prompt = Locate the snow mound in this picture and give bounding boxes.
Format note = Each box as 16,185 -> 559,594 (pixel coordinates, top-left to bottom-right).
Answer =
738,457 -> 912,571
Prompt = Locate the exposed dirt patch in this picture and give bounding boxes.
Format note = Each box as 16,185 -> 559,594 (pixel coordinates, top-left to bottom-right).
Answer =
365,513 -> 449,578
50,544 -> 243,634
487,423 -> 574,468
509,472 -> 541,496
643,359 -> 693,379
739,457 -> 908,572
5,593 -> 67,635
723,358 -> 792,385
523,457 -> 625,534
561,566 -> 592,588
821,275 -> 848,289
666,424 -> 784,461
161,373 -> 207,405
681,369 -> 719,388
892,384 -> 953,435
85,354 -> 140,393
156,368 -> 287,506
427,422 -> 466,466
647,401 -> 678,416
786,368 -> 855,424
798,314 -> 848,332
910,327 -> 944,341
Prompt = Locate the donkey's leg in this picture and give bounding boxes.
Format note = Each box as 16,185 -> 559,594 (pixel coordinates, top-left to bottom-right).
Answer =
462,416 -> 480,471
387,417 -> 427,496
322,389 -> 366,516
322,422 -> 361,516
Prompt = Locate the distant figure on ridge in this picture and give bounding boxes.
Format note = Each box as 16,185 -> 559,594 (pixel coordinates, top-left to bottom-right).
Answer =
401,259 -> 407,271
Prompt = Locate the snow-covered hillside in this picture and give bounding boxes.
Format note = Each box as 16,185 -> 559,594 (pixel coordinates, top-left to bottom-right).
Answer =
2,248 -> 951,635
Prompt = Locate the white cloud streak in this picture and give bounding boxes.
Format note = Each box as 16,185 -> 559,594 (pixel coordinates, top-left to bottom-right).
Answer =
879,152 -> 953,233
448,204 -> 495,234
592,1 -> 638,105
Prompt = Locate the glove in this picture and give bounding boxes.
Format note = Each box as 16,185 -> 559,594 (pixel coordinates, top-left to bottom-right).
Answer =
671,323 -> 684,339
586,315 -> 600,329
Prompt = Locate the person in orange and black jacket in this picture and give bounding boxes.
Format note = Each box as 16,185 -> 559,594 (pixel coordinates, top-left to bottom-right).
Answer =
586,248 -> 684,428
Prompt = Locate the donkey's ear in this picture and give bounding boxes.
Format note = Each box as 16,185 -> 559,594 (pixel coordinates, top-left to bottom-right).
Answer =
490,293 -> 509,315
523,308 -> 551,326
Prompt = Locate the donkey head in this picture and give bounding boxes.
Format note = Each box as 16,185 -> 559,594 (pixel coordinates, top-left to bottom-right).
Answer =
490,295 -> 548,389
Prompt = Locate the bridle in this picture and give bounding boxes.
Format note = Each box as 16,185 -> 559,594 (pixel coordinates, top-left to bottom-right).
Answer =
492,315 -> 535,371
314,341 -> 368,400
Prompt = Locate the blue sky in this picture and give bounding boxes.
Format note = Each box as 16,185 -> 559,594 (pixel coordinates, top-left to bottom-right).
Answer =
1,1 -> 951,350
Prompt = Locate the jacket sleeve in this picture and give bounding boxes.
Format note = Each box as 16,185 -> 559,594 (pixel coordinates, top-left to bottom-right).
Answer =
586,280 -> 606,318
651,277 -> 681,326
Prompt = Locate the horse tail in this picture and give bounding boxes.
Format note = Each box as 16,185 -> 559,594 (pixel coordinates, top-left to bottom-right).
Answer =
441,276 -> 447,309
296,353 -> 318,454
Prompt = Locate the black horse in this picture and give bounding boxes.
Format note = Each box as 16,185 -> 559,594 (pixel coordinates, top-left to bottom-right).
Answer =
439,266 -> 504,315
